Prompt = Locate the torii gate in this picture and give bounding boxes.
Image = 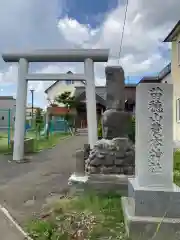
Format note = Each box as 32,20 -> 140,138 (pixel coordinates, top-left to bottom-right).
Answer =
2,49 -> 109,161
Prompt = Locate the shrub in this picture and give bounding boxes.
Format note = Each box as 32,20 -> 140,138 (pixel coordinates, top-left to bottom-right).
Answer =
98,119 -> 103,138
128,116 -> 135,143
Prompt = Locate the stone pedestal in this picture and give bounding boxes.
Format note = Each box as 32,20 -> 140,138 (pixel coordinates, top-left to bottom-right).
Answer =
85,137 -> 135,175
68,173 -> 131,196
122,179 -> 180,240
122,83 -> 180,239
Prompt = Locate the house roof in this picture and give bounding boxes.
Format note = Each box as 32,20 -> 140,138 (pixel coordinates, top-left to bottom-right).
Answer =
76,91 -> 106,106
74,86 -> 107,100
74,84 -> 137,104
158,62 -> 171,79
44,71 -> 85,93
47,106 -> 76,115
163,20 -> 180,42
139,63 -> 171,84
0,96 -> 15,100
139,76 -> 160,83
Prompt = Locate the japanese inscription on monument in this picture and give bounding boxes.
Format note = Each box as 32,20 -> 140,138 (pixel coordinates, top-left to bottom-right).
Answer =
148,86 -> 164,173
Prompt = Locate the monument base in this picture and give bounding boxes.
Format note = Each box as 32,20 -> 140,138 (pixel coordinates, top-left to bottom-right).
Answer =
122,178 -> 180,239
121,197 -> 180,240
68,173 -> 132,196
128,178 -> 180,218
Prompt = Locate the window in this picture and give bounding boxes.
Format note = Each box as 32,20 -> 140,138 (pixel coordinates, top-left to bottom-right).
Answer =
65,80 -> 74,85
1,116 -> 4,120
177,98 -> 180,122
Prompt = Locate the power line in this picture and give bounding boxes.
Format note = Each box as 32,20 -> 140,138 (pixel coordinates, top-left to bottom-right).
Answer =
117,0 -> 129,64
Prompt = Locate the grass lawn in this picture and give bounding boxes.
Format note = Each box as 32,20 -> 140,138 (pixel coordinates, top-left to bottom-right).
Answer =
26,152 -> 180,239
0,130 -> 71,154
174,150 -> 180,186
32,131 -> 70,152
0,135 -> 10,154
26,192 -> 128,240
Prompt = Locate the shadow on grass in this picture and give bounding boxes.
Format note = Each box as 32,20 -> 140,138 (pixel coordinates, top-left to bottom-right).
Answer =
0,132 -> 71,156
33,132 -> 70,153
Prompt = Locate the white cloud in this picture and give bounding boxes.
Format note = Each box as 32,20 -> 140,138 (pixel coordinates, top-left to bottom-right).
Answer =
58,17 -> 92,45
0,0 -> 179,107
0,65 -> 18,85
57,0 -> 179,76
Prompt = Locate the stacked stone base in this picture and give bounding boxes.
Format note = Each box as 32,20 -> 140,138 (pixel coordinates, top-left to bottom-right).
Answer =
85,137 -> 135,175
122,178 -> 180,240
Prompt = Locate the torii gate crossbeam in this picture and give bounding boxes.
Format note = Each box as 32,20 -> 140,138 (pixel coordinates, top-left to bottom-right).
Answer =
2,49 -> 109,161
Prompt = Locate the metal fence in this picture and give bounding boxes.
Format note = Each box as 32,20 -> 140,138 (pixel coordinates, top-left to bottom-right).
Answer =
0,108 -> 15,150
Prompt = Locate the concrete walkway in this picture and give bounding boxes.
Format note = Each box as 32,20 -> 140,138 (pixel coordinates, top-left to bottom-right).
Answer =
0,135 -> 87,236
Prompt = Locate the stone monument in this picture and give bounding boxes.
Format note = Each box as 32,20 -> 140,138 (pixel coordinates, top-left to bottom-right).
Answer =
103,66 -> 130,139
122,83 -> 180,240
69,65 -> 135,195
85,66 -> 135,175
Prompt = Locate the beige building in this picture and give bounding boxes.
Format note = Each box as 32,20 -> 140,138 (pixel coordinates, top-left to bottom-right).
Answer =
164,20 -> 180,143
44,71 -> 85,106
26,104 -> 39,120
0,96 -> 16,129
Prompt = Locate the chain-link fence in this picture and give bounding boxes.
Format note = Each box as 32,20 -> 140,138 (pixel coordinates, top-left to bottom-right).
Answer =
0,108 -> 15,153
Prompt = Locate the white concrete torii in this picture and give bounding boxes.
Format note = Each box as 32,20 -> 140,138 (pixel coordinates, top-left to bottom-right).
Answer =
2,49 -> 109,161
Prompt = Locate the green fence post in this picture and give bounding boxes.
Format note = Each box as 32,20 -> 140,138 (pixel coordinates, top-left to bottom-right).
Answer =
7,109 -> 11,148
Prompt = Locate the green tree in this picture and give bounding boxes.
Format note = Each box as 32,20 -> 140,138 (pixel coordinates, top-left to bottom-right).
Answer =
55,91 -> 78,130
55,91 -> 77,109
35,108 -> 44,138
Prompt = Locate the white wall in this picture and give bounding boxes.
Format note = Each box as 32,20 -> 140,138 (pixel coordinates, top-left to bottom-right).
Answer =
0,98 -> 16,128
0,98 -> 16,109
161,73 -> 172,84
47,81 -> 84,106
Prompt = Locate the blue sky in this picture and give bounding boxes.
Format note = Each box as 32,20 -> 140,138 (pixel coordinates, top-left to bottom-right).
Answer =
60,0 -> 119,28
0,0 -> 178,108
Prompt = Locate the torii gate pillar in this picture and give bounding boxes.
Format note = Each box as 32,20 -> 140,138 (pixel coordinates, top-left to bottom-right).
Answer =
2,49 -> 109,161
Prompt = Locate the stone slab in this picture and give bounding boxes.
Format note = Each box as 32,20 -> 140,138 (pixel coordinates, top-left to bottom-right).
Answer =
135,83 -> 173,189
75,149 -> 85,174
121,197 -> 180,240
68,173 -> 133,196
105,65 -> 125,110
11,138 -> 35,154
128,178 -> 180,218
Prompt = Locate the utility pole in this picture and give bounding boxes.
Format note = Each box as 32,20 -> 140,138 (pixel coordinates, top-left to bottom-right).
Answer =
30,89 -> 35,127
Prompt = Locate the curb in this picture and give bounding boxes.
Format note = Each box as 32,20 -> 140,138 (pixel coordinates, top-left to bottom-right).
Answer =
0,205 -> 33,240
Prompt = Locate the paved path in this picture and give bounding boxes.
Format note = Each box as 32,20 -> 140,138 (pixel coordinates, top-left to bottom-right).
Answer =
0,210 -> 25,240
0,135 -> 87,228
